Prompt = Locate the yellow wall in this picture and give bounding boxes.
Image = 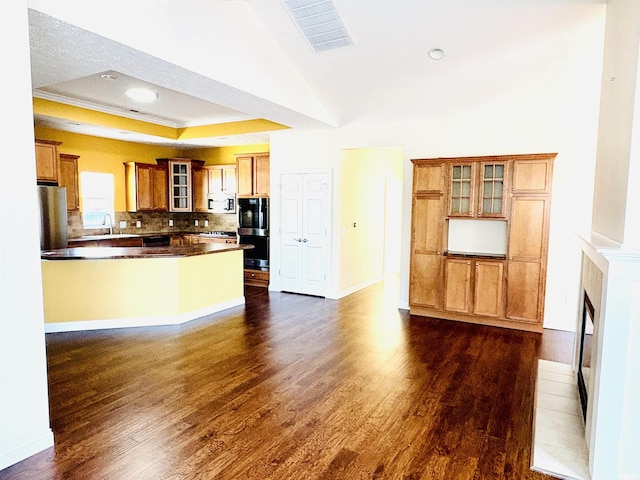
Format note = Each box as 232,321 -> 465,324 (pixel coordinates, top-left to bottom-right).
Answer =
34,125 -> 269,211
35,126 -> 182,211
338,146 -> 403,290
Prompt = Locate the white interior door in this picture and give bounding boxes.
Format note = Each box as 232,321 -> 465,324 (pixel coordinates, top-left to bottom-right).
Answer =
280,172 -> 329,296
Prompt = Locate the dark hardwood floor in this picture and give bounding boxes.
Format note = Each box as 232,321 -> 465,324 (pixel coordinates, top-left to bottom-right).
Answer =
1,280 -> 572,479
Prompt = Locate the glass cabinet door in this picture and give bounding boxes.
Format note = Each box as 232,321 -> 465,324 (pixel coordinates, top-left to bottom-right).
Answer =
449,164 -> 474,216
169,161 -> 192,212
479,163 -> 506,217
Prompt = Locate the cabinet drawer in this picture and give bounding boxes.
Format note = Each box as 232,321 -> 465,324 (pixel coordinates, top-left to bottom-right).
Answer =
244,269 -> 269,287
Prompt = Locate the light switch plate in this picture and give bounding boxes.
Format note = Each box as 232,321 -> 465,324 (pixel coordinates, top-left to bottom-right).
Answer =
195,220 -> 199,226
136,220 -> 141,228
169,219 -> 174,227
119,221 -> 127,228
205,220 -> 209,227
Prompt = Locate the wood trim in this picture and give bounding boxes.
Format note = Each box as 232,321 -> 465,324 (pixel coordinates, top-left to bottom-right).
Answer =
409,305 -> 543,333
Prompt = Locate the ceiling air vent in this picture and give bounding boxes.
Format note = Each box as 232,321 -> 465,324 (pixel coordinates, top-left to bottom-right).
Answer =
283,0 -> 353,53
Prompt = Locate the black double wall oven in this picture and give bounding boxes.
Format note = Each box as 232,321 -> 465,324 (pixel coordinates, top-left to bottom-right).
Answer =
238,198 -> 269,270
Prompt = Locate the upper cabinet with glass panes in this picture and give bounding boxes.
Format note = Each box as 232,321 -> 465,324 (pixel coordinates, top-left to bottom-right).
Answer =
448,163 -> 476,217
156,158 -> 205,212
447,161 -> 507,218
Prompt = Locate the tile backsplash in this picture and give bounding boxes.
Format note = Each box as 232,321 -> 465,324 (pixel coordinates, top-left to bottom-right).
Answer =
67,211 -> 237,239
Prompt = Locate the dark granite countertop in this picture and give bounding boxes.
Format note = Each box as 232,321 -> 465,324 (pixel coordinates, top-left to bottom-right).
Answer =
41,242 -> 252,260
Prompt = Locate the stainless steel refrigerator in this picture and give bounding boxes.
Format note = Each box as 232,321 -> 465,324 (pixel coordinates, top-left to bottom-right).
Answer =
38,185 -> 68,250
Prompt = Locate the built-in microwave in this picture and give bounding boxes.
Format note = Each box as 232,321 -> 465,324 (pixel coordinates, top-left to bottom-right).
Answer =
208,193 -> 236,214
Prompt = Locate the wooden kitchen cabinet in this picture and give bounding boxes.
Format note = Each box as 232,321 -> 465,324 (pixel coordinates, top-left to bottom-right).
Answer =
201,236 -> 237,244
410,253 -> 443,309
409,161 -> 445,310
512,158 -> 553,194
156,158 -> 205,212
236,153 -> 269,197
58,153 -> 79,211
69,237 -> 144,247
478,162 -> 507,217
208,165 -> 237,194
505,194 -> 551,323
443,258 -> 505,317
473,260 -> 505,318
35,139 -> 61,183
124,162 -> 168,212
182,234 -> 237,245
193,165 -> 237,212
410,153 -> 555,332
444,258 -> 472,314
413,162 -> 445,195
447,158 -> 507,218
181,235 -> 201,245
448,162 -> 476,217
244,269 -> 270,287
192,166 -> 209,212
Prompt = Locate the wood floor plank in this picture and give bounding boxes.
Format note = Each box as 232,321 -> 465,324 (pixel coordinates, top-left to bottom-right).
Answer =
1,279 -> 565,480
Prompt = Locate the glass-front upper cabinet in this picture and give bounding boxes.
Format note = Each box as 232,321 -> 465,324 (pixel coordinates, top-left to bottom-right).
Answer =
171,161 -> 191,211
448,161 -> 507,218
479,162 -> 506,217
448,163 -> 476,217
156,158 -> 204,212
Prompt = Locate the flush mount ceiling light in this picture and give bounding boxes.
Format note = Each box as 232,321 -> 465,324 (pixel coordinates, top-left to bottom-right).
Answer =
100,74 -> 117,81
429,48 -> 445,60
125,87 -> 159,103
283,0 -> 353,53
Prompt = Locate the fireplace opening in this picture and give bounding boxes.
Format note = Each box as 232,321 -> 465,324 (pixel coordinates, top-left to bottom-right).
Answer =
577,291 -> 594,421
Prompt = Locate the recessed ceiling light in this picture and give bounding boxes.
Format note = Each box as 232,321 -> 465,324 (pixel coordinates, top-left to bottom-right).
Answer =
429,48 -> 445,60
125,87 -> 159,103
101,74 -> 117,80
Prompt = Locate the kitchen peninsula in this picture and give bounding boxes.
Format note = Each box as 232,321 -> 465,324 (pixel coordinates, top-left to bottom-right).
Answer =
41,242 -> 251,332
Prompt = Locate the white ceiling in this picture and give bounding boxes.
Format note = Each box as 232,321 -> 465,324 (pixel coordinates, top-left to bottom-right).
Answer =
28,0 -> 605,148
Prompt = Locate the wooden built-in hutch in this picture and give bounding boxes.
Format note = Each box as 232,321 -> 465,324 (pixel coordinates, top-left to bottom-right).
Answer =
409,153 -> 555,332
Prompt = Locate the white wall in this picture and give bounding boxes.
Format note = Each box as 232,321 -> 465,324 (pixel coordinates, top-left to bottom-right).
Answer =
0,0 -> 54,470
592,0 -> 640,247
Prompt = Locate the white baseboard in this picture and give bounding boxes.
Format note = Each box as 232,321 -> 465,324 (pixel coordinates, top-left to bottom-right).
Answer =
328,276 -> 384,300
0,430 -> 54,471
44,297 -> 245,333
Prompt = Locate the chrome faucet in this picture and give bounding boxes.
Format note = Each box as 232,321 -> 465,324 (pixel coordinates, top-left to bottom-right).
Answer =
102,213 -> 114,235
